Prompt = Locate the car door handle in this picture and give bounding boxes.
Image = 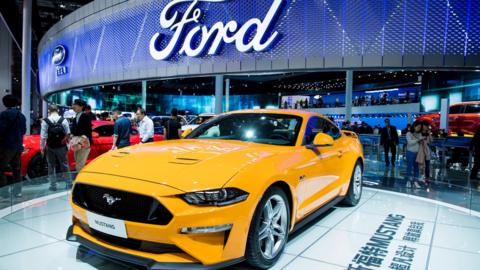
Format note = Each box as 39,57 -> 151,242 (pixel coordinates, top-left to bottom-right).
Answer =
337,151 -> 344,157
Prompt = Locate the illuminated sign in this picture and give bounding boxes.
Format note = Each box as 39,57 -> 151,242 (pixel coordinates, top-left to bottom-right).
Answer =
149,0 -> 285,60
52,45 -> 68,77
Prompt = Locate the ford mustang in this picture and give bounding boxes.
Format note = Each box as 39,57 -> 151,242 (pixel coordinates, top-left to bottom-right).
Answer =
67,110 -> 364,269
21,120 -> 164,178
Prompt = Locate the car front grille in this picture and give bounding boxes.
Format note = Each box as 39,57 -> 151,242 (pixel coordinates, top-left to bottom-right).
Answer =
72,183 -> 173,225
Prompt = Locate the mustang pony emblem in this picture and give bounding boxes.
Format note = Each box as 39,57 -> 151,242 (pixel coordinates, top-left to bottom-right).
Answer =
103,194 -> 122,206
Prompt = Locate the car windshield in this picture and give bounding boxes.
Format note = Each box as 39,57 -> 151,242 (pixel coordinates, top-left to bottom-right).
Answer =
189,115 -> 214,125
186,113 -> 302,146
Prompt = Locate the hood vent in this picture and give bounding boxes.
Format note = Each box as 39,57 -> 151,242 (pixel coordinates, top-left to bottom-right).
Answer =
169,157 -> 201,165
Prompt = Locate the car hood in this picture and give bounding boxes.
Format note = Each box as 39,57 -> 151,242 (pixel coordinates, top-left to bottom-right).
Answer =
83,139 -> 282,192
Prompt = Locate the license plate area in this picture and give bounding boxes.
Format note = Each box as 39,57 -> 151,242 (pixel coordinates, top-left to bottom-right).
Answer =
86,211 -> 128,239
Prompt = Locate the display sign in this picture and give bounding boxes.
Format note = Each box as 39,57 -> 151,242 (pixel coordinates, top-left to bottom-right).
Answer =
347,214 -> 426,270
149,0 -> 285,60
52,45 -> 68,77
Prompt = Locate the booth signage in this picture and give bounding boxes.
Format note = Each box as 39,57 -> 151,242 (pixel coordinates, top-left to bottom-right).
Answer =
52,45 -> 68,77
149,0 -> 285,60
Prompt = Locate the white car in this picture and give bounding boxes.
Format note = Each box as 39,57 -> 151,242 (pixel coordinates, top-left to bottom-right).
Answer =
181,113 -> 216,131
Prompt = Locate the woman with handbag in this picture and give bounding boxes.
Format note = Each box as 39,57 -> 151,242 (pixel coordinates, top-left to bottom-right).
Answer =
418,122 -> 433,182
70,99 -> 92,172
406,121 -> 424,188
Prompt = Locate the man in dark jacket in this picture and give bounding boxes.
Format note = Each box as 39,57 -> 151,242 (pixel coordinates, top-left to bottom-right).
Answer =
71,99 -> 92,172
471,127 -> 480,181
111,109 -> 131,150
380,118 -> 399,167
164,108 -> 183,140
0,95 -> 26,198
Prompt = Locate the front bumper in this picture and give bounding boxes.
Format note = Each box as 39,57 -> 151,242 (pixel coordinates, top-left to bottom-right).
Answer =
66,226 -> 244,270
69,172 -> 255,267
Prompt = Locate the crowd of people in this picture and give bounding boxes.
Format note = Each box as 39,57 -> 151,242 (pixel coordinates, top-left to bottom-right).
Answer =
352,117 -> 480,188
0,96 -> 186,197
282,91 -> 419,109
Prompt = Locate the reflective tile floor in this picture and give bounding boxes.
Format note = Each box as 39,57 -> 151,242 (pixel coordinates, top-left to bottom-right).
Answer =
0,188 -> 479,270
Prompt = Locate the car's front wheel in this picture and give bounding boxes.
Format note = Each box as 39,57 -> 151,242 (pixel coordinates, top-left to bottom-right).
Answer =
341,161 -> 363,206
246,187 -> 290,269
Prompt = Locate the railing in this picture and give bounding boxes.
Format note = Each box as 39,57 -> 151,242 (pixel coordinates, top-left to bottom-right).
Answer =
359,134 -> 474,184
0,172 -> 75,218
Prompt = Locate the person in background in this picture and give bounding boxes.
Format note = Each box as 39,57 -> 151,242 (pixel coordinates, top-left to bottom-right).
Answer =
164,108 -> 183,140
418,121 -> 433,182
112,109 -> 131,150
380,118 -> 399,167
470,127 -> 480,182
71,99 -> 92,172
358,122 -> 373,134
0,95 -> 26,198
406,121 -> 424,188
41,105 -> 70,191
136,108 -> 154,143
85,105 -> 97,121
100,111 -> 110,121
342,120 -> 352,131
401,124 -> 411,136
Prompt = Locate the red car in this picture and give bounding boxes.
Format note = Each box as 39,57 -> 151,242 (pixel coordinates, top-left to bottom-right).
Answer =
417,101 -> 480,136
21,120 -> 164,178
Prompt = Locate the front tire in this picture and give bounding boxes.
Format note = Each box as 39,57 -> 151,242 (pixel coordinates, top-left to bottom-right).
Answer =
341,161 -> 363,206
27,154 -> 48,179
246,187 -> 290,269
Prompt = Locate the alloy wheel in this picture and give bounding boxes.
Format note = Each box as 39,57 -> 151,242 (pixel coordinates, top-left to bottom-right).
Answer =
258,194 -> 288,260
353,164 -> 363,200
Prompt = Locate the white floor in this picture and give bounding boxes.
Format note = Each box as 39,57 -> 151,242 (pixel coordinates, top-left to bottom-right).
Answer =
0,189 -> 479,270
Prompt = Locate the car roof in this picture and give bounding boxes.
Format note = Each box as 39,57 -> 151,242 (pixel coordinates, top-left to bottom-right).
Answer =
452,101 -> 480,106
224,109 -> 320,118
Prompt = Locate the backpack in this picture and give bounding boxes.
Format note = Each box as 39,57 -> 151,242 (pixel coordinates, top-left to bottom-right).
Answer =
45,117 -> 66,148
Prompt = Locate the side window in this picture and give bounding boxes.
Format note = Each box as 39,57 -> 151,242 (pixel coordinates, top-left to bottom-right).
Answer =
321,119 -> 341,140
303,117 -> 324,145
465,104 -> 480,113
94,125 -> 114,137
449,105 -> 464,114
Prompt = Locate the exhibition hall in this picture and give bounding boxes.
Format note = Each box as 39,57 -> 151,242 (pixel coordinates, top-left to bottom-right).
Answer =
0,0 -> 479,269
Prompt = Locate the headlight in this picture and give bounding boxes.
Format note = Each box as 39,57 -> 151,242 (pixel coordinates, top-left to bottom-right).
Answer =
181,188 -> 249,206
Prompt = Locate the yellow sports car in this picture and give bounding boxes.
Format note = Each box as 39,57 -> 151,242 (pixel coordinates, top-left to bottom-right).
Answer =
67,109 -> 364,269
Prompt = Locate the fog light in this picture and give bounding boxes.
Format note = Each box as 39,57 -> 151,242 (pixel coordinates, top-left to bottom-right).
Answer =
180,224 -> 232,234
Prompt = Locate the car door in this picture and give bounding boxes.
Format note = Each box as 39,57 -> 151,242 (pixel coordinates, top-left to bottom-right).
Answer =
92,124 -> 115,154
295,117 -> 344,218
130,128 -> 141,145
448,104 -> 464,134
462,103 -> 480,135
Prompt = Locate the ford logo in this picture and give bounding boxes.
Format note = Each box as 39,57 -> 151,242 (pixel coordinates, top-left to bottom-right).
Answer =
103,193 -> 122,206
52,45 -> 67,66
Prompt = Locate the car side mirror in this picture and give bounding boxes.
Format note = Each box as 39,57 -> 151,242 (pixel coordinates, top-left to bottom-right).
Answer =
306,133 -> 334,149
92,132 -> 100,138
182,128 -> 193,138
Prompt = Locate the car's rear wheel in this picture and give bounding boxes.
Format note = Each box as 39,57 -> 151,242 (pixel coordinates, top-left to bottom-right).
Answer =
341,161 -> 363,206
27,154 -> 48,179
246,187 -> 290,269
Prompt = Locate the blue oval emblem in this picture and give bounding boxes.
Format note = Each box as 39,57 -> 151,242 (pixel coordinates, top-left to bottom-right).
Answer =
52,45 -> 67,66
